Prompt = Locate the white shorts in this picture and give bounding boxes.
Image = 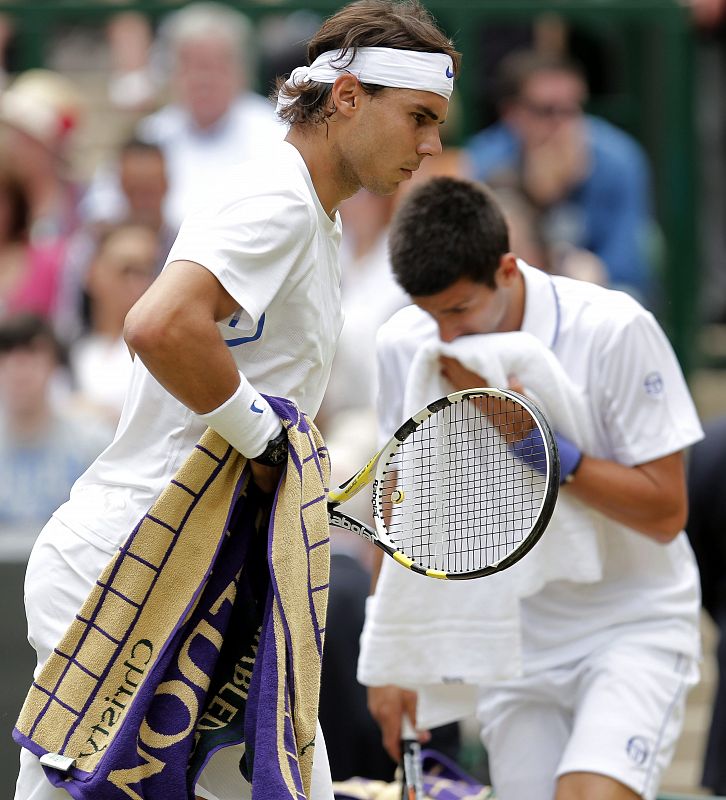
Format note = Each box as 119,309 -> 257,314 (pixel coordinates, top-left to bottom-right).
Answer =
15,516 -> 334,800
475,637 -> 699,800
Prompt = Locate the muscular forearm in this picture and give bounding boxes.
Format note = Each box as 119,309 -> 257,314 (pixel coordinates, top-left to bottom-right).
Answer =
124,260 -> 241,414
126,305 -> 240,414
564,451 -> 687,543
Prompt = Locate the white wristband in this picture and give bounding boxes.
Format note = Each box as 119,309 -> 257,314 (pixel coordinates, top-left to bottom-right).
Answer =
198,373 -> 283,459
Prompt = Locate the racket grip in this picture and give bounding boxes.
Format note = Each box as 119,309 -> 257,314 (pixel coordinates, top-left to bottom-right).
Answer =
401,716 -> 424,800
401,716 -> 417,740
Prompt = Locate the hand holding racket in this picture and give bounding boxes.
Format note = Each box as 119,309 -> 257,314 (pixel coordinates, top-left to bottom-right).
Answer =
327,387 -> 559,580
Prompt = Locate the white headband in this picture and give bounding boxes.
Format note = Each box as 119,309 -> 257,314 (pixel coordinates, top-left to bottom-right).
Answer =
276,46 -> 454,113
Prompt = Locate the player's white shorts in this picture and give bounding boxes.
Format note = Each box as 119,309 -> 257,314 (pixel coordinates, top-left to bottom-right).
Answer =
14,516 -> 334,800
475,637 -> 699,800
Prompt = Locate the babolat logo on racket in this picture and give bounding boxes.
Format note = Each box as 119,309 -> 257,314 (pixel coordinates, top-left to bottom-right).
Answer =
328,510 -> 375,542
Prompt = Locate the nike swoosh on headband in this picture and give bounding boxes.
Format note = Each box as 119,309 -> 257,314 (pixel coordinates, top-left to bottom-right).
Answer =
277,47 -> 455,112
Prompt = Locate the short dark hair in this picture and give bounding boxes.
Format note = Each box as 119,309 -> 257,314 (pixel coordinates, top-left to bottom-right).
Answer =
494,49 -> 587,108
119,137 -> 164,161
388,176 -> 510,295
0,312 -> 64,363
274,0 -> 461,126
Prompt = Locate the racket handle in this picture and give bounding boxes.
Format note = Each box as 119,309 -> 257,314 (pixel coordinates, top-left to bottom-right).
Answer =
401,716 -> 417,740
401,716 -> 424,800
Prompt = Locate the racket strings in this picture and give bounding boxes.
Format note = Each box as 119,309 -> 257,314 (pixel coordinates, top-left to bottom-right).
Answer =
378,395 -> 549,573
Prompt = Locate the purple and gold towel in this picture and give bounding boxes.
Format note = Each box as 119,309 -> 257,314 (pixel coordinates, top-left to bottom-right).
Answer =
13,396 -> 330,799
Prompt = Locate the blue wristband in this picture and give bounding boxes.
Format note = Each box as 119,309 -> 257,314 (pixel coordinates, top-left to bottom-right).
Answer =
554,431 -> 583,484
510,429 -> 582,484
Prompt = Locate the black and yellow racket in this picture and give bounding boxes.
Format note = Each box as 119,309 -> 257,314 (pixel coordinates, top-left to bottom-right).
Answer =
327,387 -> 559,580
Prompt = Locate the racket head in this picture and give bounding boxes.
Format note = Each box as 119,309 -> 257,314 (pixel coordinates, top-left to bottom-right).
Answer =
370,387 -> 559,580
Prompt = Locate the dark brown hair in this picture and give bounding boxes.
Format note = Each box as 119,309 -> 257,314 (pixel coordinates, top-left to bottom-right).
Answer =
389,176 -> 510,295
274,0 -> 460,126
494,50 -> 587,108
0,312 -> 64,363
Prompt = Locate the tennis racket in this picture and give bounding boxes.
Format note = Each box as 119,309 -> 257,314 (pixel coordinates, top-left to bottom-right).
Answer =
327,387 -> 559,580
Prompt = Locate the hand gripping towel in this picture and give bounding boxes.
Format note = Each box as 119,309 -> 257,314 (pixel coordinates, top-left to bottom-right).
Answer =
359,332 -> 607,728
402,331 -> 606,595
13,395 -> 330,800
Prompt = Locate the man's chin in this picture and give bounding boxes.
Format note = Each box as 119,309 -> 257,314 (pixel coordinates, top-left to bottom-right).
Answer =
363,180 -> 399,197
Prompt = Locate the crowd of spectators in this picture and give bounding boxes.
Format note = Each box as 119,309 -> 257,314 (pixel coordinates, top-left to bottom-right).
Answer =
0,0 -> 723,795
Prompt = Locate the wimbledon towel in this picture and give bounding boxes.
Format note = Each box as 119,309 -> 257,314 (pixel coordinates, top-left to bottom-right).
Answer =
359,332 -> 606,727
14,395 -> 330,800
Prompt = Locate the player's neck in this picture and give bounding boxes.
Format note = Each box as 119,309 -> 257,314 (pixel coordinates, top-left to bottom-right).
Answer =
500,269 -> 526,333
285,127 -> 358,220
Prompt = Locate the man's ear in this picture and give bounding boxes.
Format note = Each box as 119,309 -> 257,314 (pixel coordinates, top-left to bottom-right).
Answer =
330,73 -> 363,118
494,253 -> 519,287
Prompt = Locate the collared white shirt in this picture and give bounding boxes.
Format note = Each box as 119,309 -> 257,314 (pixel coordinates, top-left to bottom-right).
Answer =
375,261 -> 703,667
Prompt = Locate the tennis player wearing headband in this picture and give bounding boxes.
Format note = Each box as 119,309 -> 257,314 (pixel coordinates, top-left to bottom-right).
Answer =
14,2 -> 460,799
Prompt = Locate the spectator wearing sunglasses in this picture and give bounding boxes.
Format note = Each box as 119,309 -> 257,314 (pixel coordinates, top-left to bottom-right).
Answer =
466,49 -> 656,306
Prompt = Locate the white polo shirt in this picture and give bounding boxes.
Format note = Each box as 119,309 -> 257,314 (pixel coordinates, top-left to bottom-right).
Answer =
375,262 -> 703,668
55,142 -> 343,553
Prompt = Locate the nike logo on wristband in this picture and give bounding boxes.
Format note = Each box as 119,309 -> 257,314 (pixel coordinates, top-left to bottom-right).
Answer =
250,400 -> 264,414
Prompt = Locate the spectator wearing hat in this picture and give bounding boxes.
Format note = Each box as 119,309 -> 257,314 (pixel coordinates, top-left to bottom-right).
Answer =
0,68 -> 85,244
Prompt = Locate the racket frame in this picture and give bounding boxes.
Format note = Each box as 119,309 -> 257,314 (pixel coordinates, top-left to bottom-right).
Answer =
327,387 -> 559,580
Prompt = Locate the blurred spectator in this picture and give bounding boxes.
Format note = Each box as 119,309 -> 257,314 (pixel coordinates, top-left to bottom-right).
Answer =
56,139 -> 172,343
685,415 -> 726,796
492,184 -> 608,286
690,0 -> 726,28
0,162 -> 64,319
257,10 -> 323,99
0,68 -> 85,243
106,11 -> 158,113
118,139 -> 174,252
491,185 -> 551,271
465,50 -> 655,304
68,222 -> 157,428
83,1 -> 285,229
0,313 -> 107,528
